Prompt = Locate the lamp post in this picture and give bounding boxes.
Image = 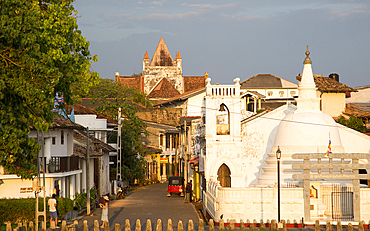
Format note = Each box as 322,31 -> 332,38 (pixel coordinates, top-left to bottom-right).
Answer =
276,146 -> 282,222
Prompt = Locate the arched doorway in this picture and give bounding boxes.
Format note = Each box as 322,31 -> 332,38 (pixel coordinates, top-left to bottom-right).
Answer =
217,163 -> 231,187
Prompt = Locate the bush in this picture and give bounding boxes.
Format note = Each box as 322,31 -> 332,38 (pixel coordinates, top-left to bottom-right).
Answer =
0,197 -> 73,224
73,187 -> 97,210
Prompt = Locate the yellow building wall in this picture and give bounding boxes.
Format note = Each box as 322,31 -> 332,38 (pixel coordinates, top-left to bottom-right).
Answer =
321,93 -> 346,117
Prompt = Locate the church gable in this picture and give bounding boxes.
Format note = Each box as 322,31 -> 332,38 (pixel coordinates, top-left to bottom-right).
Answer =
148,78 -> 180,98
150,37 -> 174,67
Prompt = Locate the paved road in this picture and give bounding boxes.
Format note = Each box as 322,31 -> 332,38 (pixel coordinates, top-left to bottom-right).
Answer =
75,183 -> 199,231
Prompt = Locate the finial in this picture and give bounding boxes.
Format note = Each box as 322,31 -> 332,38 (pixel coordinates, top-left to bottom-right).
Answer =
303,45 -> 312,64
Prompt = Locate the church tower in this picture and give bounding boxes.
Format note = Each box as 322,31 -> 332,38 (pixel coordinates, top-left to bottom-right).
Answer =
142,37 -> 184,95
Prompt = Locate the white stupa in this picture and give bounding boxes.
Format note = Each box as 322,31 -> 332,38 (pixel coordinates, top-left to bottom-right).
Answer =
257,46 -> 345,186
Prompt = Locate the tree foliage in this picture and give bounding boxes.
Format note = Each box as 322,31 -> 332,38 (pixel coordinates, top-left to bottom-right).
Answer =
0,0 -> 99,179
336,116 -> 367,133
72,78 -> 152,108
90,79 -> 149,184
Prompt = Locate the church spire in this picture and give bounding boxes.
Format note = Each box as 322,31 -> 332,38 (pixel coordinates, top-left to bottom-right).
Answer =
150,37 -> 174,66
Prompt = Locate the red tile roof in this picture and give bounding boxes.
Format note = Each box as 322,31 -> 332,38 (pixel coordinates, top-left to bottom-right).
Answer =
344,103 -> 370,118
184,76 -> 206,92
148,78 -> 180,98
116,76 -> 142,91
154,87 -> 205,106
296,75 -> 356,93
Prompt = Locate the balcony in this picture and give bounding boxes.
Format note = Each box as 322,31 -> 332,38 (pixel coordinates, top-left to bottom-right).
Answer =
37,156 -> 80,173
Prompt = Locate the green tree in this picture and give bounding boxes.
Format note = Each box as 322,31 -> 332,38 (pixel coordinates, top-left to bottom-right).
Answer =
336,116 -> 367,133
90,80 -> 149,184
0,0 -> 99,179
73,77 -> 152,107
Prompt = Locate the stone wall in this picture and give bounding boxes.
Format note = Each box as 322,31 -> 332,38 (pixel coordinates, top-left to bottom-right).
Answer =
136,108 -> 182,127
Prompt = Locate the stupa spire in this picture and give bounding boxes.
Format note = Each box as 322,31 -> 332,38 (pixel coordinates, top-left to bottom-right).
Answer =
303,45 -> 312,64
296,45 -> 320,111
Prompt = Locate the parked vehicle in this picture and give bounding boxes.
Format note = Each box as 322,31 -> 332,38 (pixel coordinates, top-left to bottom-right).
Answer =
167,176 -> 184,197
116,184 -> 130,199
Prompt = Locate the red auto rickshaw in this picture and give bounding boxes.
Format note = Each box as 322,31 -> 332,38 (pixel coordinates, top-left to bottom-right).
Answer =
167,176 -> 184,197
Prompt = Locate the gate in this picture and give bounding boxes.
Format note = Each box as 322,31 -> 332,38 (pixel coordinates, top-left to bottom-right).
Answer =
331,186 -> 354,221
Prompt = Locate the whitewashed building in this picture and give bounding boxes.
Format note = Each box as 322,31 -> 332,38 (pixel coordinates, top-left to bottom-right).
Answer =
201,48 -> 370,223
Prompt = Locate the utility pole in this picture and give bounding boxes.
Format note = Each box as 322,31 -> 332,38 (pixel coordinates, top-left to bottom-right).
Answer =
184,121 -> 188,184
86,127 -> 90,215
35,130 -> 46,230
116,108 -> 122,182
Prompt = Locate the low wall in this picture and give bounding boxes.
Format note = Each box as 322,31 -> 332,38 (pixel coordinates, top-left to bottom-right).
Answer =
205,182 -> 370,223
205,181 -> 304,222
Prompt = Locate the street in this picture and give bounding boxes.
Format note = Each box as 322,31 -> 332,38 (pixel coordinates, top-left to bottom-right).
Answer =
75,183 -> 199,230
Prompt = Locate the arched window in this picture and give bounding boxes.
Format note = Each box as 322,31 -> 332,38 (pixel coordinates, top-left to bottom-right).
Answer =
216,104 -> 230,135
217,163 -> 231,187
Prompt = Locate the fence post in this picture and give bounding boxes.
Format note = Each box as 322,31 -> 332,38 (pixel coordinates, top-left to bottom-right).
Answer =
198,219 -> 204,231
167,219 -> 173,231
115,223 -> 121,231
125,219 -> 131,231
240,220 -> 245,230
6,221 -> 11,231
271,220 -> 277,231
229,220 -> 235,230
348,223 -> 353,231
146,219 -> 152,231
282,220 -> 287,231
359,221 -> 364,231
260,221 -> 265,230
135,219 -> 141,231
208,219 -> 214,231
315,220 -> 320,231
326,221 -> 331,231
156,219 -> 162,231
104,221 -> 110,231
94,220 -> 99,231
23,221 -> 28,231
337,221 -> 342,231
83,220 -> 88,231
188,220 -> 194,231
178,220 -> 184,231
219,219 -> 224,230
29,221 -> 34,231
61,220 -> 67,231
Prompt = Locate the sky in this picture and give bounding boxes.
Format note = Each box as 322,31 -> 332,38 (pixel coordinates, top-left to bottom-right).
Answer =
72,0 -> 370,88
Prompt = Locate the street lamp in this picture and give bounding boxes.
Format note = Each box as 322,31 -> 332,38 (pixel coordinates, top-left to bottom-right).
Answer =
276,146 -> 282,222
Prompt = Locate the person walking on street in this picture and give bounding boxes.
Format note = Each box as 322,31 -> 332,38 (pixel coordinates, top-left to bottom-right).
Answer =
48,194 -> 58,228
189,180 -> 193,202
185,182 -> 191,203
100,195 -> 109,228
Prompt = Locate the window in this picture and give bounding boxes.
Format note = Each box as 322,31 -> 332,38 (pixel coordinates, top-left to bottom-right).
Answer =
52,137 -> 56,145
159,134 -> 164,146
267,91 -> 273,97
61,130 -> 64,145
216,104 -> 230,135
279,91 -> 284,97
217,163 -> 231,187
